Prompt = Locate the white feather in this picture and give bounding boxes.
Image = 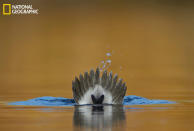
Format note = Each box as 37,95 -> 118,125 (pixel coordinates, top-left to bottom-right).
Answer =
78,84 -> 112,104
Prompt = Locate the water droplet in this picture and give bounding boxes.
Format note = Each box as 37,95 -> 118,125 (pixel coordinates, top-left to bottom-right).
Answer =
106,60 -> 111,63
106,53 -> 111,56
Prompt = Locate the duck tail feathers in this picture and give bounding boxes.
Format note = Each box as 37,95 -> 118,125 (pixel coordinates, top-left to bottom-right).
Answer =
72,67 -> 127,104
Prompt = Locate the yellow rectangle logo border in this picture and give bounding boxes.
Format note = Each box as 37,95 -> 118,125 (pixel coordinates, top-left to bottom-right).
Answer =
3,4 -> 11,15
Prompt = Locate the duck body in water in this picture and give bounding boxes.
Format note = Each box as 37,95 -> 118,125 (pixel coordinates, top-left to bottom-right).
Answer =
72,68 -> 127,105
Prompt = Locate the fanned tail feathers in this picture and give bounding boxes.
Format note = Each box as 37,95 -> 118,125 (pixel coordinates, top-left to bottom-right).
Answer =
72,68 -> 127,104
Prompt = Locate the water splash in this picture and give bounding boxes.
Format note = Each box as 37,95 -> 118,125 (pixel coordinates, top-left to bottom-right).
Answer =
99,52 -> 112,71
8,95 -> 175,106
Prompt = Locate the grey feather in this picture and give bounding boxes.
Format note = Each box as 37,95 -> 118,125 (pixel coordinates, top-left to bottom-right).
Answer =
79,74 -> 85,92
113,82 -> 126,104
74,77 -> 83,99
112,78 -> 123,102
89,69 -> 95,87
84,72 -> 89,90
101,70 -> 107,87
94,67 -> 100,85
106,71 -> 112,90
112,74 -> 118,89
72,80 -> 79,103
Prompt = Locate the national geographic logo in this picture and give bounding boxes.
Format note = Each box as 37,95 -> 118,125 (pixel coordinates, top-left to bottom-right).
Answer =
2,4 -> 39,15
3,4 -> 11,15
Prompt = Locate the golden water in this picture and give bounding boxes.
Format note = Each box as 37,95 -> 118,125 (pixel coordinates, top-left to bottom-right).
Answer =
1,1 -> 194,131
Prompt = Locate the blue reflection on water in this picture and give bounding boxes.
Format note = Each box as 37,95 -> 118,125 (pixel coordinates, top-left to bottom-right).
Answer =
8,95 -> 175,106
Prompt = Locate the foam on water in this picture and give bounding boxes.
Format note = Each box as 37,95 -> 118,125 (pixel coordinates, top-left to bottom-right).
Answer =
8,95 -> 175,106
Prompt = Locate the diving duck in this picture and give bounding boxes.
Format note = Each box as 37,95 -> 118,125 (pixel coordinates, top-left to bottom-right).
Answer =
72,67 -> 127,105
